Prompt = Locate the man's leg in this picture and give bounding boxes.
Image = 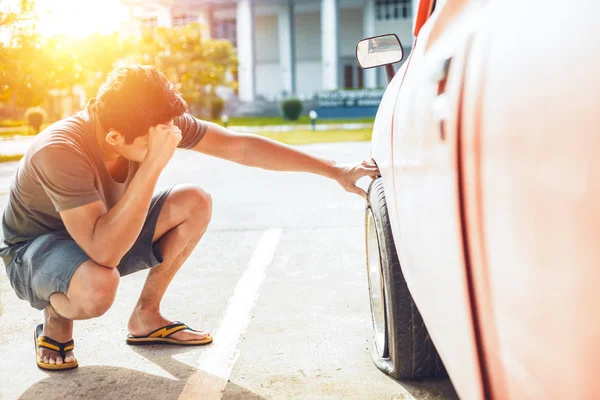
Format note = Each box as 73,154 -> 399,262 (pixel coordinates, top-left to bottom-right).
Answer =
40,261 -> 120,365
36,184 -> 211,364
128,185 -> 212,340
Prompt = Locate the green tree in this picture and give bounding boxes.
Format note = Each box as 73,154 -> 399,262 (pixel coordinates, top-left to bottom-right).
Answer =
1,0 -> 125,109
1,14 -> 237,115
125,22 -> 238,117
2,31 -> 125,109
0,0 -> 36,103
4,31 -> 53,107
73,33 -> 128,98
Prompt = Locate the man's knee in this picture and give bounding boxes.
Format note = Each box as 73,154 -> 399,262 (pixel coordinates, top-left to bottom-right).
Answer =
182,186 -> 212,224
153,185 -> 212,243
80,266 -> 119,318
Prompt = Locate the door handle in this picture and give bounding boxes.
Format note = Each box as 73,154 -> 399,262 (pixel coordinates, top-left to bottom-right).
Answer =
431,57 -> 453,140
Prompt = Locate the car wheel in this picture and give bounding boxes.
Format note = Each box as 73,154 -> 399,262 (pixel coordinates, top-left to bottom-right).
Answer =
365,178 -> 447,380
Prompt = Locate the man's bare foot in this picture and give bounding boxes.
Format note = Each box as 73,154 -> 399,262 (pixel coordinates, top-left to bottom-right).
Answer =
128,305 -> 210,341
39,305 -> 76,365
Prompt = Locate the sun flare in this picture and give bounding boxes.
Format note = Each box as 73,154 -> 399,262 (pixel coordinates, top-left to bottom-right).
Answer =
35,0 -> 128,38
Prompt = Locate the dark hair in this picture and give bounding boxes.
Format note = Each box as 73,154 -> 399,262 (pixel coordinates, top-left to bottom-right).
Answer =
95,65 -> 187,143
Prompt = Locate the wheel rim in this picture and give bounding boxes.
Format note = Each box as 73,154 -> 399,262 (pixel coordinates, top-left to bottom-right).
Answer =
366,208 -> 387,356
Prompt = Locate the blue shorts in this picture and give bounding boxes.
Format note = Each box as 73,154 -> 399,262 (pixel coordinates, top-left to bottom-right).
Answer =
1,186 -> 173,310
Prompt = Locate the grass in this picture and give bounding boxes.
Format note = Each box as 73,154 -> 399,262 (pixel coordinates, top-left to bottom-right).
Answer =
213,115 -> 375,126
0,120 -> 27,128
0,154 -> 23,163
0,128 -> 372,163
0,124 -> 51,138
255,128 -> 372,145
0,116 -> 374,138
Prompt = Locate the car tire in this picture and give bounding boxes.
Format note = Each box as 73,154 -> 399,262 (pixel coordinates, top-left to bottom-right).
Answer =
365,177 -> 447,380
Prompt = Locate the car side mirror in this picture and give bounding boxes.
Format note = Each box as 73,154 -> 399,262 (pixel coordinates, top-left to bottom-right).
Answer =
356,34 -> 404,69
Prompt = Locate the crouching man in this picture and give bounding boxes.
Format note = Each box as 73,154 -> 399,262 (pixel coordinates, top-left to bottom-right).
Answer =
0,65 -> 379,371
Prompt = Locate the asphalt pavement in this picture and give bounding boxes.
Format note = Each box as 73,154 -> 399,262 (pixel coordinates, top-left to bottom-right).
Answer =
0,142 -> 457,400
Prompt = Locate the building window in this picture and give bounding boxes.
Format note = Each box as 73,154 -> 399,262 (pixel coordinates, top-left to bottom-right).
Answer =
343,65 -> 364,89
344,65 -> 354,89
173,14 -> 197,27
358,67 -> 364,89
213,19 -> 237,47
141,16 -> 158,29
375,0 -> 412,20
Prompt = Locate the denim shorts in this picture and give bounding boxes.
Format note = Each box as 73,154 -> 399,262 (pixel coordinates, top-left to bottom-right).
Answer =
1,186 -> 173,310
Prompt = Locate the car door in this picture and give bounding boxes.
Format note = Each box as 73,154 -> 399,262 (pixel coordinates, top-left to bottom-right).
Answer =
388,0 -> 486,398
460,0 -> 600,398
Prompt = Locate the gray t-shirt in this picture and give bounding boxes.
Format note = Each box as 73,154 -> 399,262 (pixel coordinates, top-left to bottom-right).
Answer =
0,101 -> 207,253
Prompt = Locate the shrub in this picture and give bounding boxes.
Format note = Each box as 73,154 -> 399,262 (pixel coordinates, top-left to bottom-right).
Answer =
211,97 -> 226,120
25,107 -> 47,134
281,98 -> 303,121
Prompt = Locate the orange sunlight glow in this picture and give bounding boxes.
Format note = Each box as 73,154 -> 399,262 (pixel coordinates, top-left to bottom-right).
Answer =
35,0 -> 128,37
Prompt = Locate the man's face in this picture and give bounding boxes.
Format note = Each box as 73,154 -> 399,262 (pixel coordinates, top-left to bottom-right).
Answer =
107,120 -> 174,162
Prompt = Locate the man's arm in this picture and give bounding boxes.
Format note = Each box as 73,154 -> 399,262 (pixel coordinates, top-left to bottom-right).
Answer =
193,122 -> 338,178
59,125 -> 181,268
193,122 -> 379,197
59,162 -> 161,268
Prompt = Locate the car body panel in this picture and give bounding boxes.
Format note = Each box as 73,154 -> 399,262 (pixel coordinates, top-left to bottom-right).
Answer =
371,0 -> 600,398
413,0 -> 437,37
371,1 -> 485,398
371,59 -> 409,239
461,1 -> 600,398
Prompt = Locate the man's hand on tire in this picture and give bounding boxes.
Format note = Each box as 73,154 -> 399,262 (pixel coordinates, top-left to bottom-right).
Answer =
334,159 -> 380,199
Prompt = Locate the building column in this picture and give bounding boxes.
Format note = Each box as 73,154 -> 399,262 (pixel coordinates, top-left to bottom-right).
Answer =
156,5 -> 173,28
363,0 -> 377,88
236,0 -> 256,102
197,8 -> 211,40
278,0 -> 296,97
321,0 -> 339,91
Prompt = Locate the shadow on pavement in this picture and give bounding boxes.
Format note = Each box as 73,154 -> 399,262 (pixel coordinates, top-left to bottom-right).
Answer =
399,379 -> 459,400
19,345 -> 266,400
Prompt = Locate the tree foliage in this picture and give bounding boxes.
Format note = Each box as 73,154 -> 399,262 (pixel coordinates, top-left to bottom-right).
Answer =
1,9 -> 238,118
125,23 -> 237,115
0,0 -> 36,104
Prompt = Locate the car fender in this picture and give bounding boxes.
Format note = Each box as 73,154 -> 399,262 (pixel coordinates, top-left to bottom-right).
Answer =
371,57 -> 411,226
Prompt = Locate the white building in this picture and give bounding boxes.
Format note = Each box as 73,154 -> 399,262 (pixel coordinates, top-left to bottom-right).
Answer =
121,0 -> 416,103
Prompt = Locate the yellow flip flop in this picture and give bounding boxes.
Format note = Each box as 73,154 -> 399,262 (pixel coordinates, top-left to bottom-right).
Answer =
34,324 -> 78,371
126,321 -> 213,346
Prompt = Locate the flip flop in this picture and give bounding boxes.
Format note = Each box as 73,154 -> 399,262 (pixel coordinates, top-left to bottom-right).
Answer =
34,324 -> 78,371
126,321 -> 213,346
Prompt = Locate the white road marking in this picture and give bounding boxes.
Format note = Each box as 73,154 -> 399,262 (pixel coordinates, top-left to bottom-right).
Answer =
179,228 -> 283,400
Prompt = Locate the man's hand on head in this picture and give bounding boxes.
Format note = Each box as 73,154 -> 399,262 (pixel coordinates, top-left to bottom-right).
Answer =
333,159 -> 380,199
144,123 -> 182,170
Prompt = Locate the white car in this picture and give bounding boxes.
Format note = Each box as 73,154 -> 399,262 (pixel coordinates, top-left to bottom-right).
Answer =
357,0 -> 600,399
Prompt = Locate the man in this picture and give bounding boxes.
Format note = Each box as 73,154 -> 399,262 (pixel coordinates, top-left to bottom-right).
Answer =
0,66 -> 379,371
